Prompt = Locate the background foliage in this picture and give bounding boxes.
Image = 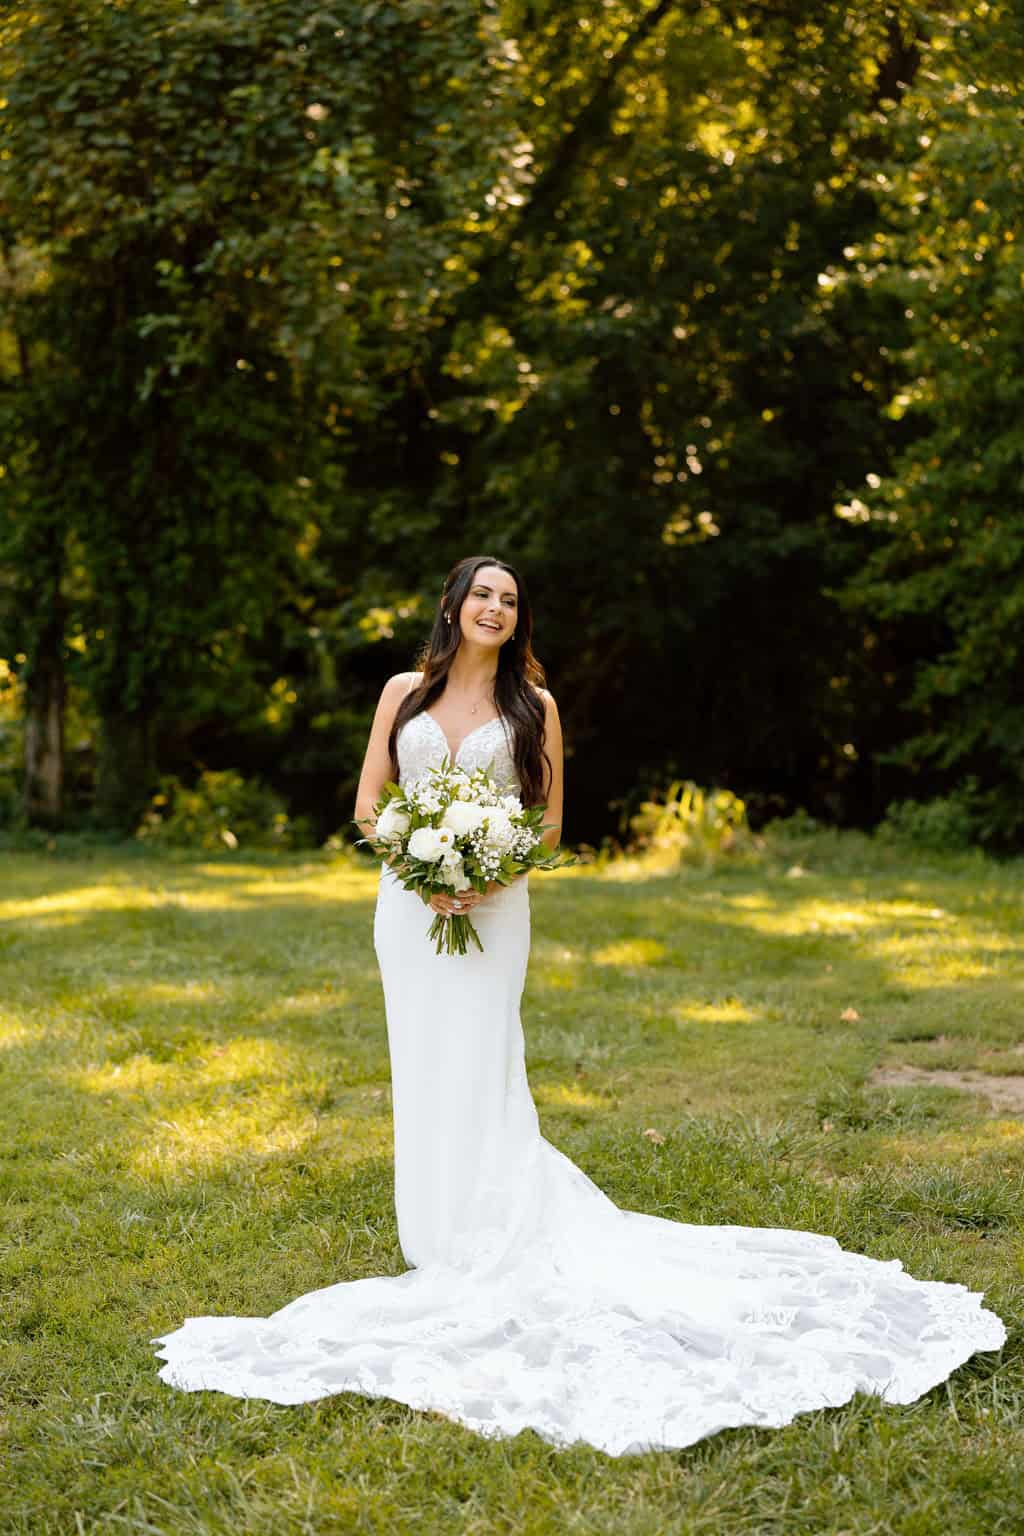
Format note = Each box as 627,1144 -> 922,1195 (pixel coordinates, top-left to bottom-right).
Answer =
1,0 -> 1021,846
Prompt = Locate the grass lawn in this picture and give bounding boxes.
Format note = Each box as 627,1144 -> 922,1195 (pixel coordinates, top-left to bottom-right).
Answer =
1,833 -> 1022,1534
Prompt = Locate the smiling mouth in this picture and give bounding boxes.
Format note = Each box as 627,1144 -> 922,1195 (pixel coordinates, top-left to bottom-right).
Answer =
477,621 -> 501,631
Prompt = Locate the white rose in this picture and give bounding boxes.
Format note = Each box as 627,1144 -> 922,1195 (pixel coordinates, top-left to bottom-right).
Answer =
482,807 -> 515,853
375,802 -> 410,843
499,793 -> 523,816
442,801 -> 488,836
408,826 -> 447,862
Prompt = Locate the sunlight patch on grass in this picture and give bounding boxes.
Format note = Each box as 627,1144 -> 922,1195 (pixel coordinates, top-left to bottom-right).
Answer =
129,1100 -> 318,1178
169,880 -> 376,912
716,895 -> 886,937
0,1014 -> 47,1049
199,1038 -> 306,1083
124,980 -> 226,1005
533,1082 -> 610,1110
540,970 -> 580,991
74,1054 -> 179,1094
1,910 -> 104,931
0,885 -> 133,920
868,936 -> 1005,986
127,1099 -> 396,1179
270,988 -> 353,1017
674,998 -> 759,1025
875,901 -> 951,921
78,1039 -> 307,1104
591,938 -> 666,967
872,931 -> 1019,963
131,1118 -> 316,1173
878,1119 -> 1024,1163
575,856 -> 662,884
316,1113 -> 394,1167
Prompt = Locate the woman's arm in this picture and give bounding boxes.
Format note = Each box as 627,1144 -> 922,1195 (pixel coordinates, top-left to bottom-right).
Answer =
353,672 -> 415,835
538,689 -> 564,852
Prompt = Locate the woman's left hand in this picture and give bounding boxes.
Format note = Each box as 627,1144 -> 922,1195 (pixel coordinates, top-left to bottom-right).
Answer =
432,879 -> 509,918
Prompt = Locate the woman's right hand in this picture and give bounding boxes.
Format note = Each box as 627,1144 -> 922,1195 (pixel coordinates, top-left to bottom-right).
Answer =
428,891 -> 475,918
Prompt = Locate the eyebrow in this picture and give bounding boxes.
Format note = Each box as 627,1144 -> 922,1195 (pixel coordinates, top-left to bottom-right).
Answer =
471,583 -> 517,599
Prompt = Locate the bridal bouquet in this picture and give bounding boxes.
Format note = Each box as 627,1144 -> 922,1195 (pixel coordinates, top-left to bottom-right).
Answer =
358,760 -> 568,955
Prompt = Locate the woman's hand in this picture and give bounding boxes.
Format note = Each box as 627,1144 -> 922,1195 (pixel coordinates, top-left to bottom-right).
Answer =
427,875 -> 523,917
428,887 -> 486,918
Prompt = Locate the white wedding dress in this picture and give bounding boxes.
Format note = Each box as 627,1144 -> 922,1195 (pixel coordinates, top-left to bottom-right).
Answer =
154,711 -> 1006,1455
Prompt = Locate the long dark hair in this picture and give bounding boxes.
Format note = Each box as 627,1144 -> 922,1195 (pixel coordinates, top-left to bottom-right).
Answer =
387,554 -> 551,805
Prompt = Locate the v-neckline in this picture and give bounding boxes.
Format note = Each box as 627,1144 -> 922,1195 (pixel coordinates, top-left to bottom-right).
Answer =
423,710 -> 501,764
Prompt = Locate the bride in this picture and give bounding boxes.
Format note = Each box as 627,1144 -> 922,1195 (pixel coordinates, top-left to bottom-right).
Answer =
154,554 -> 1006,1455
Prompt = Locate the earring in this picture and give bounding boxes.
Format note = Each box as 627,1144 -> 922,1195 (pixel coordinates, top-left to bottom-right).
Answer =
444,613 -> 451,624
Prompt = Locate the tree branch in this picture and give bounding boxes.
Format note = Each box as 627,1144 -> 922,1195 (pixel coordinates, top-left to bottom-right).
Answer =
421,0 -> 681,387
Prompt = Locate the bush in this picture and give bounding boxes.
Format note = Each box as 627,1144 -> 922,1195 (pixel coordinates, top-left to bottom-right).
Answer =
135,770 -> 312,851
876,784 -> 979,852
627,779 -> 760,869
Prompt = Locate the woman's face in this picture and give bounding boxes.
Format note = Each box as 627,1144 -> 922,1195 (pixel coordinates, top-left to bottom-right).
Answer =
455,565 -> 519,650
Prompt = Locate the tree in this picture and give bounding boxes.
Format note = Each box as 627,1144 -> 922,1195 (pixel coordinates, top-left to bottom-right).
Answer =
838,4 -> 1024,843
318,0 -> 927,831
0,0 -> 511,826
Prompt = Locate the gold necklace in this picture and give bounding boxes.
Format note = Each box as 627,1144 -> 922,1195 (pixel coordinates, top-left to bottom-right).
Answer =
453,687 -> 494,716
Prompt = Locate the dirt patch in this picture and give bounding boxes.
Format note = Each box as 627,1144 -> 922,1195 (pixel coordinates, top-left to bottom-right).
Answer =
869,1064 -> 1024,1116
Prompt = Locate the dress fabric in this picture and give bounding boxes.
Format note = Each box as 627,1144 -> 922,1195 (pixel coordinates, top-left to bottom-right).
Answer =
153,710 -> 1006,1456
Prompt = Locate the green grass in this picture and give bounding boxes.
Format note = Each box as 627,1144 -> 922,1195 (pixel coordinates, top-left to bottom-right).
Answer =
1,836 -> 1022,1535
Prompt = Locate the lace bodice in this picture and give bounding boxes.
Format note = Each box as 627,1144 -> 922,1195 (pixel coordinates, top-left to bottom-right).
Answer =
397,711 -> 519,793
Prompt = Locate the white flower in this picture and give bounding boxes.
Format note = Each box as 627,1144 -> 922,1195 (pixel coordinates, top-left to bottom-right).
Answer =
408,826 -> 454,862
499,793 -> 523,816
442,801 -> 488,836
450,863 -> 472,892
375,802 -> 410,843
481,807 -> 515,853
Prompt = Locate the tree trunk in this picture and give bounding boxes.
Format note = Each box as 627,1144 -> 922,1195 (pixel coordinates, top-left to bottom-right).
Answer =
4,232 -> 66,826
22,613 -> 65,826
95,709 -> 155,832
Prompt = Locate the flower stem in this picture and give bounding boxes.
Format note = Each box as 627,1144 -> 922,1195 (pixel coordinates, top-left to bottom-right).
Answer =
426,912 -> 483,956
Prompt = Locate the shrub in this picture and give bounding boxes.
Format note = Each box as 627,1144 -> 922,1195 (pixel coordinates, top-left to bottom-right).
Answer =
135,770 -> 312,851
628,779 -> 760,869
876,783 -> 979,852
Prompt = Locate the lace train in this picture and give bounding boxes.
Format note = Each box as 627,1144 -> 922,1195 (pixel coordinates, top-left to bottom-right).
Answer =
153,1130 -> 1005,1455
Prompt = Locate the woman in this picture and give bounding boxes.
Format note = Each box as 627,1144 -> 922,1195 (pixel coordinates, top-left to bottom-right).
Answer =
155,554 -> 1005,1456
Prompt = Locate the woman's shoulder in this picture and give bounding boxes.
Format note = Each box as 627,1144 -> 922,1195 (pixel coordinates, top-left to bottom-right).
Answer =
382,670 -> 423,699
378,673 -> 422,733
